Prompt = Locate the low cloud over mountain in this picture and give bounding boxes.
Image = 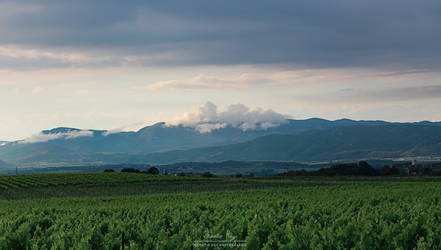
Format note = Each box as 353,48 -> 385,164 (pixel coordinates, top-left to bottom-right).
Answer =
167,102 -> 288,133
2,117 -> 441,167
19,129 -> 93,144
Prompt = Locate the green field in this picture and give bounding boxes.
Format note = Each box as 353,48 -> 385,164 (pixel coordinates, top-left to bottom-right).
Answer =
1,174 -> 441,249
0,173 -> 318,200
0,172 -> 209,190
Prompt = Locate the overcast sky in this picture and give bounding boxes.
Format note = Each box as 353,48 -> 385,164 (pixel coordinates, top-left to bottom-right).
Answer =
1,0 -> 441,140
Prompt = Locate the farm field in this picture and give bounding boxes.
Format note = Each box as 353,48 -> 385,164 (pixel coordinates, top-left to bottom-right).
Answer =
0,178 -> 319,200
0,172 -> 328,200
0,172 -> 209,190
1,174 -> 441,249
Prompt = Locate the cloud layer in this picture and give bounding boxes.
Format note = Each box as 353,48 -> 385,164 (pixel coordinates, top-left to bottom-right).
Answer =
1,0 -> 441,70
19,129 -> 93,144
167,102 -> 287,133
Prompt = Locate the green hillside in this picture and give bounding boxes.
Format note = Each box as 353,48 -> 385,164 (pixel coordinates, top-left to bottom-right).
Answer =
139,124 -> 441,163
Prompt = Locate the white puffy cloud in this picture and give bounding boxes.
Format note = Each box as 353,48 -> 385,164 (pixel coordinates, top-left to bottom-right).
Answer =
19,129 -> 93,144
64,130 -> 93,139
102,129 -> 121,136
102,122 -> 147,136
167,102 -> 287,132
195,123 -> 227,133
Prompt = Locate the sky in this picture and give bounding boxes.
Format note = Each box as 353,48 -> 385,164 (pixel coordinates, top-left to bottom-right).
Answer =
1,0 -> 441,141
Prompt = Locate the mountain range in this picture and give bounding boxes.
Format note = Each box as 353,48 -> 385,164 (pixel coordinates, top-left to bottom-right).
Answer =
1,118 -> 441,168
0,159 -> 13,168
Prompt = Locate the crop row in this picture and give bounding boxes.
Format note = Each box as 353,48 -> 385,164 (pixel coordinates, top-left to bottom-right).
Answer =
0,173 -> 211,189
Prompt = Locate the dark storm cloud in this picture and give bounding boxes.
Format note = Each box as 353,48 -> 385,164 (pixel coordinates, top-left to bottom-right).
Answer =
1,0 -> 441,69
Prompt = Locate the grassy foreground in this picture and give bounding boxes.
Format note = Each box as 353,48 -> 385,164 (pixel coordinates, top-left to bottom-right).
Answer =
1,177 -> 441,249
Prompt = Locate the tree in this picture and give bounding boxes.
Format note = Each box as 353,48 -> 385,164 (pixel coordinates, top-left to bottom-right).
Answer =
144,167 -> 159,175
202,172 -> 214,177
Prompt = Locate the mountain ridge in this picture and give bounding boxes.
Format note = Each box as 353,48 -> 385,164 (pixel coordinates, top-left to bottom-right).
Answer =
129,124 -> 441,164
1,118 -> 441,167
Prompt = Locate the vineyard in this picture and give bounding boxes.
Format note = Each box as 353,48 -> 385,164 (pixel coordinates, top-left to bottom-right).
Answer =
1,181 -> 441,249
0,172 -> 209,190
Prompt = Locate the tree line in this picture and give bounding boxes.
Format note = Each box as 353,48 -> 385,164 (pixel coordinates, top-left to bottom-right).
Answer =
278,161 -> 437,177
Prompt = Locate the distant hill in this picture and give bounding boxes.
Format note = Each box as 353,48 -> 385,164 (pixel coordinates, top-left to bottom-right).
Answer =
1,119 -> 441,166
134,124 -> 441,163
0,118 -> 389,164
0,159 -> 14,168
